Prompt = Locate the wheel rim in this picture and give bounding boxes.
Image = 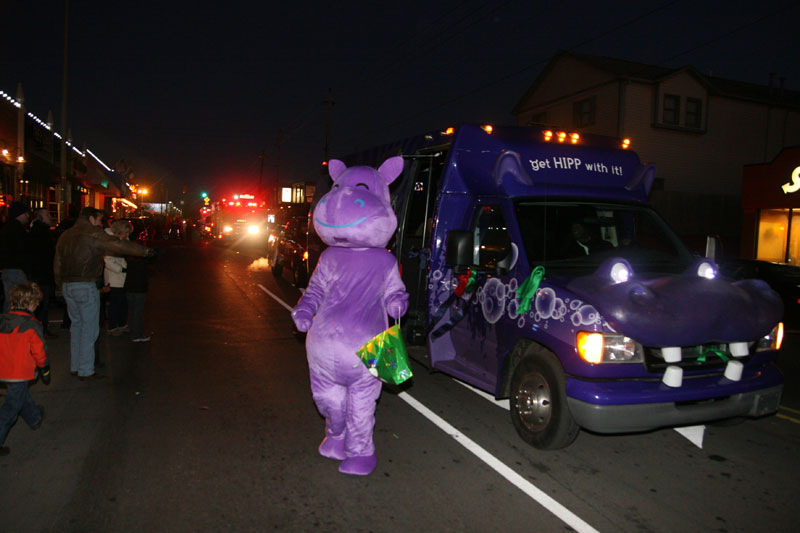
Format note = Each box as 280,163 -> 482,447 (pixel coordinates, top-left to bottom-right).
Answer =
514,372 -> 552,432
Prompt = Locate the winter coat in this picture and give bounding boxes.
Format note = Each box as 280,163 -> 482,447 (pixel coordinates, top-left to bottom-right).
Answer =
103,228 -> 127,288
124,255 -> 150,293
28,219 -> 57,284
0,310 -> 48,382
0,218 -> 30,272
54,218 -> 149,287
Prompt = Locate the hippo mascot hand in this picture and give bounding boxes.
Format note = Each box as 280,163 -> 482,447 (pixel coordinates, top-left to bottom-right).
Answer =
291,156 -> 409,476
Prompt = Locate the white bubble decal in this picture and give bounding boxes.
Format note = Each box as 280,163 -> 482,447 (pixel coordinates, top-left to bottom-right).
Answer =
534,287 -> 557,320
481,277 -> 507,324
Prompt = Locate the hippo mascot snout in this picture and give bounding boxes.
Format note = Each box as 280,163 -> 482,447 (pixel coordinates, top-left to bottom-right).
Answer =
291,156 -> 409,476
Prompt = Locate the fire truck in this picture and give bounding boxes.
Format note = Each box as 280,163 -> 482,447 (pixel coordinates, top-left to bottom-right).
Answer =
207,194 -> 271,244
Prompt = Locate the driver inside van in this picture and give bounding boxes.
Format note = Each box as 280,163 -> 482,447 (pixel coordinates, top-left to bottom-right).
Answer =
561,220 -> 612,258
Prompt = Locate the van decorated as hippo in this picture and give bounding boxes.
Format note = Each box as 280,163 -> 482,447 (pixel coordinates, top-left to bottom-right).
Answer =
335,124 -> 784,449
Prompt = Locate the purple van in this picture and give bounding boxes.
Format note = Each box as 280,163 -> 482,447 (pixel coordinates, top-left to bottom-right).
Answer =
338,124 -> 784,449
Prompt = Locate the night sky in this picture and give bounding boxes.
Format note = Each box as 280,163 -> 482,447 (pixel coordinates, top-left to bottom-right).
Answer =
2,0 -> 799,203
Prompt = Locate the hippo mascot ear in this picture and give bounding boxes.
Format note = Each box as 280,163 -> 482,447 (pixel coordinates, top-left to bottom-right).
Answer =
377,156 -> 404,185
328,159 -> 347,182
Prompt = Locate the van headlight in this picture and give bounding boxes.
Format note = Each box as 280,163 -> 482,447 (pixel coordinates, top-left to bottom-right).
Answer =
577,332 -> 644,363
247,225 -> 260,235
223,225 -> 233,233
754,322 -> 784,352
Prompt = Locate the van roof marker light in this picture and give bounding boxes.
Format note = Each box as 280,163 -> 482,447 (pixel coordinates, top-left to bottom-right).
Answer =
557,131 -> 567,143
622,138 -> 631,149
482,124 -> 493,134
543,130 -> 554,141
570,133 -> 580,144
444,127 -> 455,135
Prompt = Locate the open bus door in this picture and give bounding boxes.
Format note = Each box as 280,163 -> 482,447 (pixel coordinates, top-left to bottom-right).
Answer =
395,150 -> 448,345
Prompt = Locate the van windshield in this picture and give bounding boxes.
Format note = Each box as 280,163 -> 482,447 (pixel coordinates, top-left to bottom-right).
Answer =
514,200 -> 693,276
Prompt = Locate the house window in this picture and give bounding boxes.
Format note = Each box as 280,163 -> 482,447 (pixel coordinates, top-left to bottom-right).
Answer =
528,112 -> 547,126
685,98 -> 702,128
663,94 -> 680,125
573,97 -> 596,127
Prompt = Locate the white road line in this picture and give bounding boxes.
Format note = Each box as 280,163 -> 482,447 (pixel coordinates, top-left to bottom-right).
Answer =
257,284 -> 294,312
258,283 -> 601,533
398,392 -> 600,533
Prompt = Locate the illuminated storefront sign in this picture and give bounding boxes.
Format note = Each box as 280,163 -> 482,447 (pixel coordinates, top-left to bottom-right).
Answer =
780,166 -> 800,194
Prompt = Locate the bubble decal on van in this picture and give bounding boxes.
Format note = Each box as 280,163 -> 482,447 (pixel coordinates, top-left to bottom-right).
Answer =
571,304 -> 600,326
481,278 -> 507,324
534,287 -> 558,319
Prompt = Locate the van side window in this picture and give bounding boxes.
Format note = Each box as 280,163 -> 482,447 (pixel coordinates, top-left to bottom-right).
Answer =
473,205 -> 512,272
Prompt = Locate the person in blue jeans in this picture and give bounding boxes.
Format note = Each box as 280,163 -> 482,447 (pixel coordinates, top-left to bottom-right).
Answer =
54,207 -> 153,379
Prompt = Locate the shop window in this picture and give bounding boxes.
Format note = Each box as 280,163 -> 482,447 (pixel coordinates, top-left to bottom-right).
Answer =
757,209 -> 789,263
663,94 -> 680,125
789,211 -> 800,264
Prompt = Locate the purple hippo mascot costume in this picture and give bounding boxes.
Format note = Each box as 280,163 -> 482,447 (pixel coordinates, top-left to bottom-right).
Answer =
291,156 -> 409,476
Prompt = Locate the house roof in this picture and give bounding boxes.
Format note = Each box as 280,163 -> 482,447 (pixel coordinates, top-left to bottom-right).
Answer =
512,50 -> 800,114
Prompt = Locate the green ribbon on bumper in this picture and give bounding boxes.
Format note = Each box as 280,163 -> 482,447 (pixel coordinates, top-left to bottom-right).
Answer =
695,347 -> 730,363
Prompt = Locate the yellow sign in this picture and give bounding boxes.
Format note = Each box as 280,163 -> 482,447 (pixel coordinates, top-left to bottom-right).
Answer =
781,166 -> 800,194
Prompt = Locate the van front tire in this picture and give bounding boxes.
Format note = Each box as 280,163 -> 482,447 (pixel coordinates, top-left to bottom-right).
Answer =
510,348 -> 579,450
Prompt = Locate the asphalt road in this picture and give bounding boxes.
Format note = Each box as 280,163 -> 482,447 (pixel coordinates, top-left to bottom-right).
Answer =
2,238 -> 799,532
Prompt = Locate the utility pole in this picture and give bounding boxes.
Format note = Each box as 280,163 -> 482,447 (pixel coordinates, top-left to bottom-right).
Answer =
323,88 -> 334,168
14,84 -> 25,200
257,149 -> 265,203
275,130 -> 282,208
59,0 -> 70,220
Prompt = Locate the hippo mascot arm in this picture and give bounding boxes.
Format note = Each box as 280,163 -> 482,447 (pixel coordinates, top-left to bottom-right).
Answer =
291,155 -> 408,476
290,259 -> 330,332
384,266 -> 409,320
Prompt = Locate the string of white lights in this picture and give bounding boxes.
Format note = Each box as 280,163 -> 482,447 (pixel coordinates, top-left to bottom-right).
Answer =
1,88 -> 114,171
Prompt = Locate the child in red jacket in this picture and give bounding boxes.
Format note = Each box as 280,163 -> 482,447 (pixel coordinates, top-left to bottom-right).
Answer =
0,282 -> 49,456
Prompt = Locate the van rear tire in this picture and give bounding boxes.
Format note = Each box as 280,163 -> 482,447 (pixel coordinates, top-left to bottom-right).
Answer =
510,347 -> 579,450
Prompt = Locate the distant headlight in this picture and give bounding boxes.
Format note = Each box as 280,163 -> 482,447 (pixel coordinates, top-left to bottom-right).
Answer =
247,225 -> 259,235
755,322 -> 784,352
577,332 -> 643,363
223,225 -> 233,233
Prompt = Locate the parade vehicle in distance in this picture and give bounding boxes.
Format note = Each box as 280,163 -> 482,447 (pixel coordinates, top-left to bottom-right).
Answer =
209,194 -> 269,244
333,124 -> 785,449
269,215 -> 310,288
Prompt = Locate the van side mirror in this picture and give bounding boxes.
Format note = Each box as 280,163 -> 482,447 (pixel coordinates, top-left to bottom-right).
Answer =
446,230 -> 473,274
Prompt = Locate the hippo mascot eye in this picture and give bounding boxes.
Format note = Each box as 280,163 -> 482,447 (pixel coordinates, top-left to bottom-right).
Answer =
290,156 -> 409,476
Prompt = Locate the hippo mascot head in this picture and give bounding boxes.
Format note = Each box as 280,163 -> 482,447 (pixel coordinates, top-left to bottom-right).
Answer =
291,156 -> 409,476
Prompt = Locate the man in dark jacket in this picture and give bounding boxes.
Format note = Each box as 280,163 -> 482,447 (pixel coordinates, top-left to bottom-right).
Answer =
0,202 -> 31,312
55,207 -> 154,379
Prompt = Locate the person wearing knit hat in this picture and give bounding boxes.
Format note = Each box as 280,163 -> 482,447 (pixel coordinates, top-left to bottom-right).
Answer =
0,202 -> 31,313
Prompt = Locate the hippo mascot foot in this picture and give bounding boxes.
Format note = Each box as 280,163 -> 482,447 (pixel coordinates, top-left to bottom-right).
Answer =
339,454 -> 378,476
291,156 -> 409,477
318,436 -> 346,461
